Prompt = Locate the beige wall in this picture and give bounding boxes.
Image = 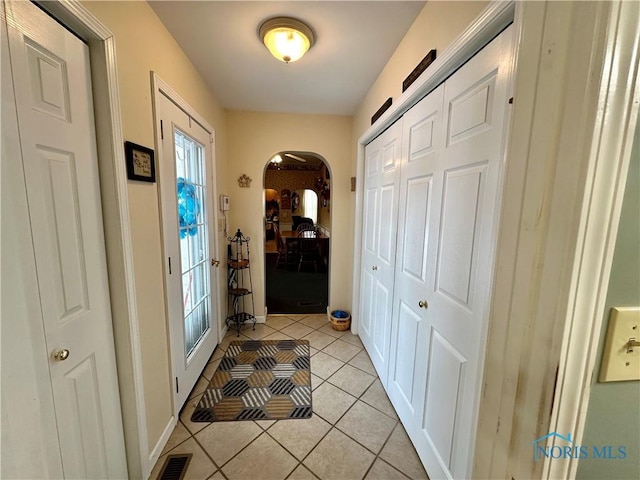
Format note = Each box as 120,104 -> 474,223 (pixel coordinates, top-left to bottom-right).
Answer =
352,1 -> 488,142
82,0 -> 228,452
226,112 -> 352,314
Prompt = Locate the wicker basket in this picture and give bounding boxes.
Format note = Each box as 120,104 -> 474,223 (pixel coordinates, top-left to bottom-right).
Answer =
329,310 -> 351,331
229,259 -> 249,269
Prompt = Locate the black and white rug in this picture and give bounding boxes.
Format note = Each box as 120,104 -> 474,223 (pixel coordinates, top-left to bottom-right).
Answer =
191,339 -> 312,422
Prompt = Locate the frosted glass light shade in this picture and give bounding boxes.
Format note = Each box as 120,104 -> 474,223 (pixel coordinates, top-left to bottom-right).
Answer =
259,17 -> 315,63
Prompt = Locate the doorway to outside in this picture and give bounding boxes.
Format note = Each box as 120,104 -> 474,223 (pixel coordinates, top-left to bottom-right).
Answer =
154,76 -> 221,412
264,152 -> 331,314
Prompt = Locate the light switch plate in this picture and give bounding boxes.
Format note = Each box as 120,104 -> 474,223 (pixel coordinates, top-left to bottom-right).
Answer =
599,307 -> 640,382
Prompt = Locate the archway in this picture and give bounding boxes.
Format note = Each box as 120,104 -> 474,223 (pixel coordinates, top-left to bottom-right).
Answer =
263,151 -> 331,314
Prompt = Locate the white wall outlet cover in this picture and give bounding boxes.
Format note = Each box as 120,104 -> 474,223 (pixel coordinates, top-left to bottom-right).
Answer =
599,307 -> 640,382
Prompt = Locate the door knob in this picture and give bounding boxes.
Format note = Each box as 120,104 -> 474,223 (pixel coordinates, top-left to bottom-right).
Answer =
211,258 -> 220,267
372,266 -> 378,271
53,349 -> 70,361
419,300 -> 428,309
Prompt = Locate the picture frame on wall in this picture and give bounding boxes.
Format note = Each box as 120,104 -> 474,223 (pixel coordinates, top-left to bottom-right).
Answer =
125,141 -> 156,182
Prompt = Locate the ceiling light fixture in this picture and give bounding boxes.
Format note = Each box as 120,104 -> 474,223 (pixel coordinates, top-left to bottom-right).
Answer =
259,17 -> 315,63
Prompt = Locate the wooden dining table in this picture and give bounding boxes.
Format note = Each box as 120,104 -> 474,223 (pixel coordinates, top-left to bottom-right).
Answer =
280,230 -> 329,268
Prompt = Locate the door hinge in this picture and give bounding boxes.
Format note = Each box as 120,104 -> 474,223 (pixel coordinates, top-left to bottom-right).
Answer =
168,256 -> 172,274
160,120 -> 164,140
175,377 -> 179,393
210,135 -> 214,144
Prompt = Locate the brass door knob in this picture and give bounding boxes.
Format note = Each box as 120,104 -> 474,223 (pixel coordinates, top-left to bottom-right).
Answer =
53,349 -> 70,361
418,300 -> 428,309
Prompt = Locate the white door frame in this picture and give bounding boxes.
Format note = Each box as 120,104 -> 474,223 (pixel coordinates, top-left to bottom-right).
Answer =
544,1 -> 639,477
351,1 -> 639,478
151,73 -> 223,415
34,1 -> 150,478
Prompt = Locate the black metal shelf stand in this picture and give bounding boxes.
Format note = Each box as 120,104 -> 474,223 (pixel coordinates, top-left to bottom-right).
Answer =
226,229 -> 256,336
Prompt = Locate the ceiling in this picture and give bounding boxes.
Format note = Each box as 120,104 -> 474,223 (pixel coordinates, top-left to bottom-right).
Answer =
150,1 -> 426,115
266,151 -> 325,170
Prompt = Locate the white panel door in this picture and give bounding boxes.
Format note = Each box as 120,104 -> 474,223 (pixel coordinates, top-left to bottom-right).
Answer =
387,83 -> 444,421
387,26 -> 514,479
2,2 -> 127,478
359,120 -> 402,385
157,93 -> 220,411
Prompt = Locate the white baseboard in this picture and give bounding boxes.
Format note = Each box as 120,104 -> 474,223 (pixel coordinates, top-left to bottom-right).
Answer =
147,415 -> 177,477
219,324 -> 228,342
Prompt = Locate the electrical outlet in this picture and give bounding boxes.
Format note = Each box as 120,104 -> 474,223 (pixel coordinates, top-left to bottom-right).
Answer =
599,307 -> 640,382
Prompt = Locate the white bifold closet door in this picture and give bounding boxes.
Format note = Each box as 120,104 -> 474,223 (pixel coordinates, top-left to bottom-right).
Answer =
361,25 -> 514,480
358,120 -> 402,386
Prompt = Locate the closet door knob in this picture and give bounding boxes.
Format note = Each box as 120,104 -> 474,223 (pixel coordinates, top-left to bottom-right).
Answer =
418,300 -> 428,309
53,349 -> 70,361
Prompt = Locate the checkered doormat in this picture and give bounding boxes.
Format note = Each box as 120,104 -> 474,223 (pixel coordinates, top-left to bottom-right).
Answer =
191,340 -> 312,422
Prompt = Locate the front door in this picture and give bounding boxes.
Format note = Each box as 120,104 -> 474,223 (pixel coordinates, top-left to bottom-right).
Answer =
2,1 -> 127,477
157,92 -> 220,411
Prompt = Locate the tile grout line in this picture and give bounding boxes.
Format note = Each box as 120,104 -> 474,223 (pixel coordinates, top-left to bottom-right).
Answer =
161,315 -> 414,480
189,428 -> 226,478
225,317 -> 355,478
187,327 -> 314,478
297,361 -> 398,479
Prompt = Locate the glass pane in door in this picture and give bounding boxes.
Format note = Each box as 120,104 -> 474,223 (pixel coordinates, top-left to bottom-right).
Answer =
175,130 -> 210,357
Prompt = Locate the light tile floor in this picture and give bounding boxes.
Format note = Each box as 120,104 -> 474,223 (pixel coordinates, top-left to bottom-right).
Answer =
150,315 -> 429,480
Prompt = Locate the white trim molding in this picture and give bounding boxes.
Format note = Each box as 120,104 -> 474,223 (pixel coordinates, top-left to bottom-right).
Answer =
149,415 -> 178,473
473,1 -> 639,478
35,1 -> 150,478
545,1 -> 640,478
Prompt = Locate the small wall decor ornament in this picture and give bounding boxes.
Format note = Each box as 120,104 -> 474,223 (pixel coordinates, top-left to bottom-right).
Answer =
238,174 -> 252,188
124,141 -> 156,182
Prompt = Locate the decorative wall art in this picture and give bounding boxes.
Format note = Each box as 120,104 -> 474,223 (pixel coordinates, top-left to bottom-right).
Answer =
402,49 -> 437,92
280,189 -> 291,209
371,97 -> 393,125
125,141 -> 156,182
238,174 -> 252,188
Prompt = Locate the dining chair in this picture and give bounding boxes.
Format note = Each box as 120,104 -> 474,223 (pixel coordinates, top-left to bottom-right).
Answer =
298,237 -> 320,272
295,223 -> 316,235
274,223 -> 299,268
